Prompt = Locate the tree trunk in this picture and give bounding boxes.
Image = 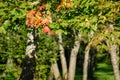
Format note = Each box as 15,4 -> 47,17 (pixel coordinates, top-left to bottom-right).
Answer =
109,45 -> 120,80
58,33 -> 68,80
51,61 -> 62,80
19,28 -> 37,80
106,24 -> 120,80
3,54 -> 13,79
25,28 -> 37,57
68,34 -> 81,80
88,47 -> 97,80
1,71 -> 6,80
83,44 -> 91,80
48,66 -> 54,80
48,75 -> 53,80
48,73 -> 53,80
116,46 -> 119,68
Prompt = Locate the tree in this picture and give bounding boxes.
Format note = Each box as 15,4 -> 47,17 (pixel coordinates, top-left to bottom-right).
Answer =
0,1 -> 28,79
80,1 -> 120,80
0,0 -> 120,80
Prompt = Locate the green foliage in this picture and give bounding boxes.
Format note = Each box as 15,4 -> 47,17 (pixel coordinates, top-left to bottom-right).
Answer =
0,26 -> 27,79
94,63 -> 114,80
35,34 -> 59,80
0,0 -> 32,79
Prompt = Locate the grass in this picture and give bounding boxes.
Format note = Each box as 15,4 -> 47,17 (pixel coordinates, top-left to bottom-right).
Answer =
75,75 -> 82,80
94,63 -> 114,80
0,71 -> 15,80
75,63 -> 114,80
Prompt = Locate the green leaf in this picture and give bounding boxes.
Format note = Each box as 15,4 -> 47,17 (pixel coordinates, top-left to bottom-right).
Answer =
0,9 -> 6,16
102,44 -> 109,51
0,2 -> 6,7
20,3 -> 27,9
60,22 -> 68,27
55,29 -> 63,34
0,27 -> 6,34
91,24 -> 97,31
2,20 -> 11,29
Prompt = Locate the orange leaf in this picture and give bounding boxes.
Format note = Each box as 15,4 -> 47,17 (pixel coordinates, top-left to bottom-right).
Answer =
66,0 -> 72,8
35,11 -> 42,19
66,2 -> 71,8
41,18 -> 50,26
42,26 -> 54,35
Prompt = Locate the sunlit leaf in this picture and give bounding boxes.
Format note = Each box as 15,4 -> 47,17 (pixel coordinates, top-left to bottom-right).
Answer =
0,27 -> 6,34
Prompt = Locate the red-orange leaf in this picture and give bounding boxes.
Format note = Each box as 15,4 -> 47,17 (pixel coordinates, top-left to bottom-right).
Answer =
42,26 -> 54,35
38,3 -> 46,10
41,18 -> 50,26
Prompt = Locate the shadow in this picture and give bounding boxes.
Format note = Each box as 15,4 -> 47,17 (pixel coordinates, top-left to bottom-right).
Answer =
19,55 -> 36,80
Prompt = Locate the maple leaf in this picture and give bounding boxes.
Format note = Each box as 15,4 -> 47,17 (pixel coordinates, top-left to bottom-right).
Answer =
26,10 -> 36,27
42,26 -> 54,35
35,11 -> 42,19
41,18 -> 50,26
26,8 -> 52,29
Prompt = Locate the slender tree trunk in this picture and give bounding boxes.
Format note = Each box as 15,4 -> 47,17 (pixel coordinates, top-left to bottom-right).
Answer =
3,54 -> 13,79
106,24 -> 120,80
68,34 -> 81,80
83,44 -> 91,80
48,74 -> 53,80
58,33 -> 68,80
6,54 -> 13,68
88,48 -> 97,80
4,33 -> 14,79
48,67 -> 54,80
51,61 -> 62,80
109,45 -> 120,80
116,46 -> 119,68
1,71 -> 6,80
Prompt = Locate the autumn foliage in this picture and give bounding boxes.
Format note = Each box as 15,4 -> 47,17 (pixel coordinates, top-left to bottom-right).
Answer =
56,0 -> 72,11
42,26 -> 54,35
26,0 -> 72,35
26,4 -> 54,35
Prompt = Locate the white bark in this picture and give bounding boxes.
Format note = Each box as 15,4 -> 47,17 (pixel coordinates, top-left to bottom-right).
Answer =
6,54 -> 13,67
106,24 -> 120,80
83,44 -> 91,80
109,45 -> 120,80
58,33 -> 68,80
68,34 -> 81,80
25,29 -> 36,58
51,61 -> 62,80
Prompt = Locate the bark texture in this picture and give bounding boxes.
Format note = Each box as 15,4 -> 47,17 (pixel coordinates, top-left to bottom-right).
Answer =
83,44 -> 91,80
58,33 -> 68,80
88,48 -> 97,79
51,61 -> 62,80
19,55 -> 36,80
48,66 -> 54,80
25,29 -> 36,57
109,45 -> 120,80
68,34 -> 81,80
19,28 -> 37,80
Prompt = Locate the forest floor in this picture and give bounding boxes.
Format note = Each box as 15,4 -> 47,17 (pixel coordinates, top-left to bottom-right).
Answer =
0,63 -> 115,80
93,63 -> 114,80
75,63 -> 114,80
